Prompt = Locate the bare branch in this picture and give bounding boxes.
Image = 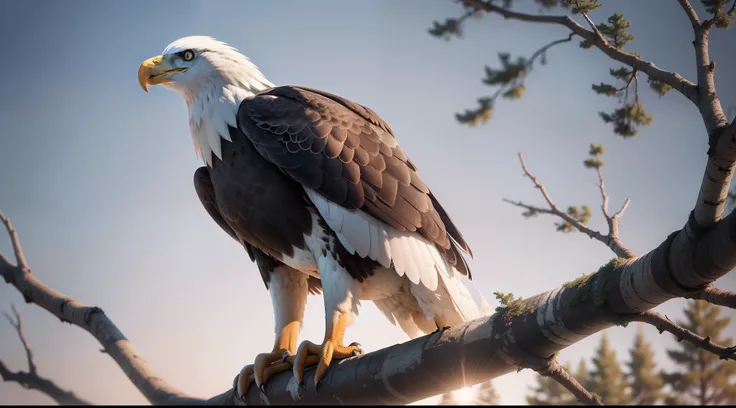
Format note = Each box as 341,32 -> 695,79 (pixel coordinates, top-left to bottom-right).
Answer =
612,198 -> 631,220
678,0 -> 701,27
0,213 -> 202,405
1,307 -> 91,405
4,305 -> 37,375
521,352 -> 601,406
595,166 -> 632,255
461,0 -> 698,103
505,153 -> 635,259
629,310 -> 736,361
689,285 -> 736,309
0,210 -> 29,271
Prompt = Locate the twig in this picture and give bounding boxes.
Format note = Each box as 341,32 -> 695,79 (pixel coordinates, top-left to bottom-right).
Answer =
0,211 -> 29,271
504,153 -> 635,259
630,310 -> 736,360
0,210 -> 201,405
1,306 -> 91,405
546,361 -> 601,405
689,285 -> 736,309
4,305 -> 36,375
677,0 -> 701,27
481,33 -> 575,110
528,33 -> 575,68
596,166 -> 631,252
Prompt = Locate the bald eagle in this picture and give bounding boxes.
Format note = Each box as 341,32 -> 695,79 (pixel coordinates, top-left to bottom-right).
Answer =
138,36 -> 486,396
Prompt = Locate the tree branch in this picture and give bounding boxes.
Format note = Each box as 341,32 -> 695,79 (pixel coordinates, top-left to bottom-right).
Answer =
520,352 -> 601,405
0,211 -> 29,271
0,210 -> 203,405
1,306 -> 91,405
689,285 -> 736,309
596,165 -> 631,253
677,0 -> 701,27
629,310 -> 736,361
504,153 -> 635,259
454,0 -> 735,231
4,305 -> 36,375
461,0 -> 698,103
2,193 -> 736,404
688,24 -> 732,227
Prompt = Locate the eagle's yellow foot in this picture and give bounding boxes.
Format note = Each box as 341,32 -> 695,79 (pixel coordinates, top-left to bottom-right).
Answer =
292,311 -> 363,390
236,321 -> 301,399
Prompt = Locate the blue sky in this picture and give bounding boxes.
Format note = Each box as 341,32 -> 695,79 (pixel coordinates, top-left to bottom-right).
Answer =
1,0 -> 735,404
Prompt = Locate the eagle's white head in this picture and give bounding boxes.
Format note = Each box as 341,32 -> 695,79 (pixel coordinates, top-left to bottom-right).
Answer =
138,36 -> 274,165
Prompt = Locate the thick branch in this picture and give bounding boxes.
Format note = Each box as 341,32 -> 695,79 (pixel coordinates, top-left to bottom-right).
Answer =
629,310 -> 736,360
1,306 -> 90,405
504,153 -> 635,259
230,207 -> 736,404
461,0 -> 698,102
689,26 -> 732,226
689,285 -> 736,309
0,210 -> 202,405
2,197 -> 736,405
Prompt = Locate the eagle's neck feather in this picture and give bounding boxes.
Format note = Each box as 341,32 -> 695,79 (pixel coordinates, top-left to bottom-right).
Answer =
185,70 -> 273,166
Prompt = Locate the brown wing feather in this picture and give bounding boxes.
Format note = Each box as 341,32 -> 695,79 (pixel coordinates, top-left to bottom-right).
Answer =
193,155 -> 322,295
237,86 -> 472,276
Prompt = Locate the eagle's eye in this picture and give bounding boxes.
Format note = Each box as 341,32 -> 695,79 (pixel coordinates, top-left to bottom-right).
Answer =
181,50 -> 195,62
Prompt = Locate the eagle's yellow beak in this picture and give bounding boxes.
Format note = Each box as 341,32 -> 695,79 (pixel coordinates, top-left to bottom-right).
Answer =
138,55 -> 185,92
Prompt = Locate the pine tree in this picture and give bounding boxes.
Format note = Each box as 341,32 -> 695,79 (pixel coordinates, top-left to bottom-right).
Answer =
663,300 -> 736,405
626,326 -> 665,404
586,332 -> 633,405
475,380 -> 499,405
526,362 -> 582,405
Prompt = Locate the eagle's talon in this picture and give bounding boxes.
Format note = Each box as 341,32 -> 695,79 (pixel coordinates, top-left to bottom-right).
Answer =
281,350 -> 292,363
238,348 -> 296,397
348,342 -> 363,356
298,380 -> 306,389
293,312 -> 362,386
236,364 -> 255,402
315,379 -> 323,393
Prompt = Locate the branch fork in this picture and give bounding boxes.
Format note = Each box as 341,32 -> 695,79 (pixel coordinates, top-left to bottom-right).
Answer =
503,153 -> 635,259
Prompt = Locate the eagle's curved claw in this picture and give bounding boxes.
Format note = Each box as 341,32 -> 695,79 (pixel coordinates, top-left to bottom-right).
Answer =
282,350 -> 292,363
236,349 -> 296,400
348,342 -> 363,356
292,339 -> 362,386
236,364 -> 255,401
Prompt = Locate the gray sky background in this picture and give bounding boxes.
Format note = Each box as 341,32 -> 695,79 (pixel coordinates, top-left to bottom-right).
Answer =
1,0 -> 735,404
